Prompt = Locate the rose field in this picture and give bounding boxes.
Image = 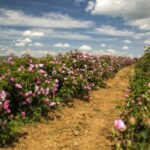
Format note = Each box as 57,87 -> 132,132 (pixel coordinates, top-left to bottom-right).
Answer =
0,50 -> 149,149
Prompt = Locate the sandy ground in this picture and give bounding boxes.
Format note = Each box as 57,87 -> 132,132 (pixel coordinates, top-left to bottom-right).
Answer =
1,65 -> 135,150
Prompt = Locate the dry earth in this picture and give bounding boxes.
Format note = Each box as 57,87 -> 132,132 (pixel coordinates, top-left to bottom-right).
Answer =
1,65 -> 135,150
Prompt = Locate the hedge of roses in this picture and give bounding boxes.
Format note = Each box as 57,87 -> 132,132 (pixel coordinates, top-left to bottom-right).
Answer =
0,51 -> 135,146
114,53 -> 150,150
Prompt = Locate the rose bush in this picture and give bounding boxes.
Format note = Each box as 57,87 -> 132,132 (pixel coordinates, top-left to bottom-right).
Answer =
0,51 -> 135,146
114,52 -> 150,150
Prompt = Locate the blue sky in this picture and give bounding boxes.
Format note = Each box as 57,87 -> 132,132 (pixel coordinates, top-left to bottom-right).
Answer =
0,0 -> 150,57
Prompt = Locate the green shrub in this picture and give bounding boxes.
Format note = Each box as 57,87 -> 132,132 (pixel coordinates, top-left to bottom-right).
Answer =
114,53 -> 150,150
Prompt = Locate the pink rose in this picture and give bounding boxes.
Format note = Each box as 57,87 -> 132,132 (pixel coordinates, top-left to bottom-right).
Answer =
39,70 -> 46,74
7,109 -> 11,113
10,77 -> 15,82
114,119 -> 126,131
55,79 -> 59,83
3,100 -> 9,110
0,90 -> 7,101
124,93 -> 129,98
3,100 -> 11,113
21,112 -> 26,118
25,98 -> 32,104
15,84 -> 22,89
49,102 -> 56,107
30,64 -> 34,68
28,67 -> 33,72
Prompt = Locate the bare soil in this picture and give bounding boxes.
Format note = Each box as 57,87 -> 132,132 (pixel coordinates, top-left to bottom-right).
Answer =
1,65 -> 135,150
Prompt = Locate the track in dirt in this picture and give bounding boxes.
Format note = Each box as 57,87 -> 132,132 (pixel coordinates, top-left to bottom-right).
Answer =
1,65 -> 135,150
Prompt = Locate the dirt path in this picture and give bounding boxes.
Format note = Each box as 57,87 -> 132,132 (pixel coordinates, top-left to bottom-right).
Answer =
1,65 -> 135,150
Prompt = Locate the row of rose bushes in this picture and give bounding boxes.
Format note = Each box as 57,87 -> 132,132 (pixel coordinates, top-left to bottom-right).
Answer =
114,53 -> 150,149
0,51 -> 135,146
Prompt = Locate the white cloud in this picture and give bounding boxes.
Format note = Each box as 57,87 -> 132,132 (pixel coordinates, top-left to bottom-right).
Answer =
92,48 -> 133,56
54,43 -> 71,48
78,45 -> 92,51
123,40 -> 131,44
93,25 -> 148,39
22,30 -> 45,37
0,47 -> 18,56
101,43 -> 106,47
0,27 -> 92,41
128,18 -> 150,31
144,39 -> 150,45
89,49 -> 117,55
0,28 -> 22,40
0,9 -> 94,29
86,0 -> 150,20
91,49 -> 104,55
15,38 -> 32,47
15,43 -> 24,47
95,26 -> 134,37
13,49 -> 56,57
0,45 -> 8,51
27,50 -> 56,57
132,33 -> 146,39
85,1 -> 95,12
0,48 -> 56,57
122,46 -> 129,50
29,42 -> 43,47
51,31 -> 92,40
33,42 -> 43,47
86,0 -> 150,32
107,49 -> 116,54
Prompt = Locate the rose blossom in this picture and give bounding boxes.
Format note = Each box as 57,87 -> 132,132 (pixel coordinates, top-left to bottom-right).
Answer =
18,65 -> 24,72
25,98 -> 32,104
21,112 -> 26,118
28,67 -> 33,72
39,64 -> 44,67
0,90 -> 7,101
3,101 -> 9,109
55,79 -> 59,83
10,77 -> 15,82
15,84 -> 22,89
49,102 -> 56,107
114,119 -> 126,131
39,70 -> 46,74
30,64 -> 34,68
35,85 -> 39,92
3,100 -> 11,113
